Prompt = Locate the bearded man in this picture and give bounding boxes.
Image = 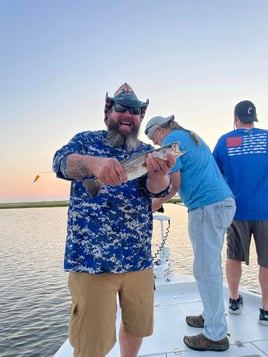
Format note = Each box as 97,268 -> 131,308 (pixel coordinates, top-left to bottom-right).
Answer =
52,83 -> 175,357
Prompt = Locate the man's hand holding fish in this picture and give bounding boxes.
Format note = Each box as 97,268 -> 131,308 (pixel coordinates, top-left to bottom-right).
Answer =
146,151 -> 176,194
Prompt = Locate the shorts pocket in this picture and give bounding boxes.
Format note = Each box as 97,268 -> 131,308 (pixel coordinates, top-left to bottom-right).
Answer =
69,303 -> 80,351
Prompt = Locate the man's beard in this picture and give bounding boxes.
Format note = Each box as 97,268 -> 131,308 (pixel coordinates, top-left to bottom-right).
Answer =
107,122 -> 140,152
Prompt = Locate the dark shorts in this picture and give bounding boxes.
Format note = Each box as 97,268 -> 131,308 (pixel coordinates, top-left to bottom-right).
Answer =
226,220 -> 268,267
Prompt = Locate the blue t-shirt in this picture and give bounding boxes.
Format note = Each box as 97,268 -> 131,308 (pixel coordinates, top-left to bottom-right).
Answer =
163,130 -> 233,210
52,130 -> 171,274
213,128 -> 268,220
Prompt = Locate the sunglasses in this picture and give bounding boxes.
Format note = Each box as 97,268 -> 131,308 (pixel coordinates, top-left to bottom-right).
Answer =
145,124 -> 158,136
112,103 -> 141,115
144,124 -> 159,139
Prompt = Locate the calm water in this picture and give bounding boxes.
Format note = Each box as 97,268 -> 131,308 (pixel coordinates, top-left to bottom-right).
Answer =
0,204 -> 260,357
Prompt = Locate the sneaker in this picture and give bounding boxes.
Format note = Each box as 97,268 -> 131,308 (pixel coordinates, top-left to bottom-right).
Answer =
183,333 -> 229,351
259,308 -> 268,326
229,294 -> 243,314
186,314 -> 204,328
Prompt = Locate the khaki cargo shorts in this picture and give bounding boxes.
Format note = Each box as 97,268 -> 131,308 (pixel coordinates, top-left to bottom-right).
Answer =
68,268 -> 154,357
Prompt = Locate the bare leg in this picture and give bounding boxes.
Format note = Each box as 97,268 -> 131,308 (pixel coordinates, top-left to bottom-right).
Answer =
259,266 -> 268,310
226,258 -> 242,299
119,322 -> 143,357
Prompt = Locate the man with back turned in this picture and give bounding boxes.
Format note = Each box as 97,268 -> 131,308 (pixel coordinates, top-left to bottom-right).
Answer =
213,100 -> 268,326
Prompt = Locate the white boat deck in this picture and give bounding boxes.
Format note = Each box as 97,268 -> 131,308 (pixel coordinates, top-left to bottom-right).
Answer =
54,274 -> 268,357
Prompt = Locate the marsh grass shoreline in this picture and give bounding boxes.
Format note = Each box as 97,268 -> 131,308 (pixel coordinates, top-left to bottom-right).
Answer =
0,197 -> 182,209
0,201 -> 70,209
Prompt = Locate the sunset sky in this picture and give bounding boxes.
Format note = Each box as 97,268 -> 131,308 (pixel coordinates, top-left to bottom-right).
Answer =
1,0 -> 268,202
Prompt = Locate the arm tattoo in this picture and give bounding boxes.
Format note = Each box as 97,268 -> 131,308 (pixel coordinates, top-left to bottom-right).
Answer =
68,158 -> 90,178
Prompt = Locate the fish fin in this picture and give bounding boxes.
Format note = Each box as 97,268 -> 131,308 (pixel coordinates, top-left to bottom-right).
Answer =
83,178 -> 102,198
177,150 -> 185,158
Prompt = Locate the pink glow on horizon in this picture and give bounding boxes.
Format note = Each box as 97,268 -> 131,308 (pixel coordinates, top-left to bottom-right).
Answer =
0,174 -> 71,203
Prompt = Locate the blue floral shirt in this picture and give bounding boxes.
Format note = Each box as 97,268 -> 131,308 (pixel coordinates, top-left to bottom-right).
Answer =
52,130 -> 171,274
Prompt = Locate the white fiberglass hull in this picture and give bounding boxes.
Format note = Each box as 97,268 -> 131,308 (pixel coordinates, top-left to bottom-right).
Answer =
54,273 -> 268,357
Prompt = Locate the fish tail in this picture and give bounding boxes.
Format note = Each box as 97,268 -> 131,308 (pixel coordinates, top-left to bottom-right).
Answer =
83,178 -> 102,198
